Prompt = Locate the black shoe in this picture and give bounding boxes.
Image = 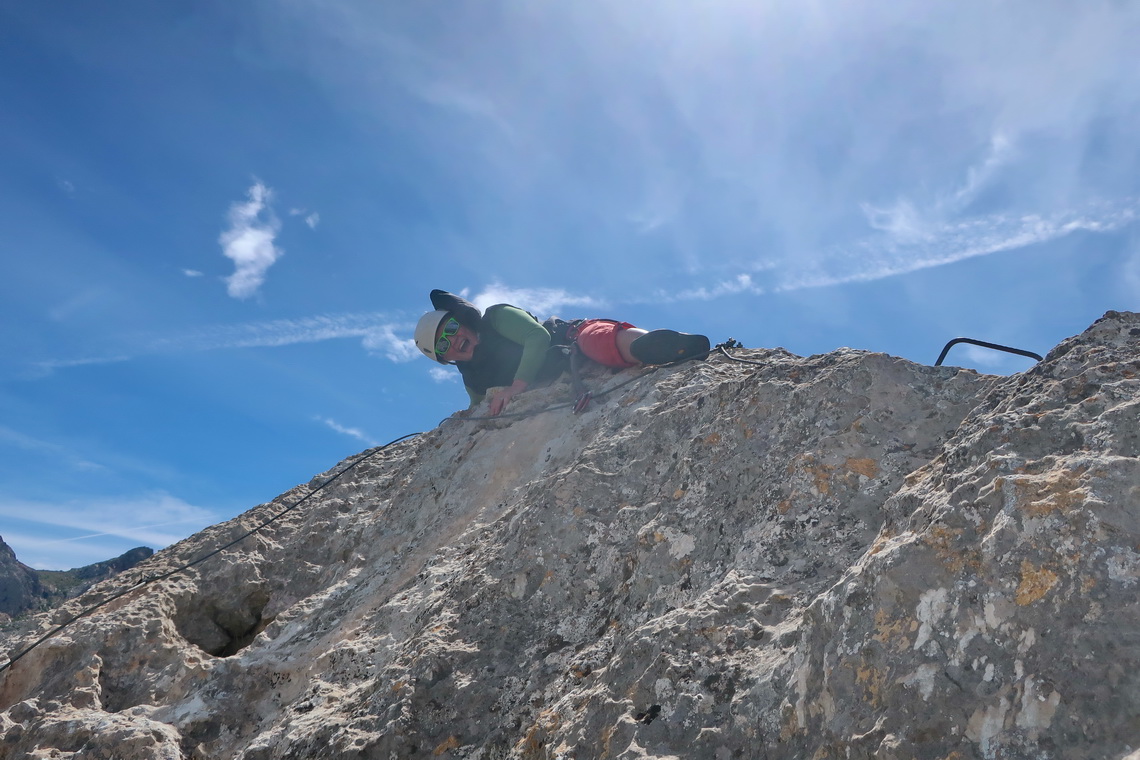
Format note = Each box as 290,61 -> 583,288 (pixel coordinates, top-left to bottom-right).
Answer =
629,330 -> 711,365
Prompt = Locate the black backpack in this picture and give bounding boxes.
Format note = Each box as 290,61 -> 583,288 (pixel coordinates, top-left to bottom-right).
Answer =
542,316 -> 586,347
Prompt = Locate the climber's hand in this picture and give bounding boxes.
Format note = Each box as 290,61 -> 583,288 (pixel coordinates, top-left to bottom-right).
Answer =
489,380 -> 527,416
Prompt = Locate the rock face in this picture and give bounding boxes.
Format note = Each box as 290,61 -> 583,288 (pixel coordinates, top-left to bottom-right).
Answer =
0,539 -> 42,622
2,312 -> 1138,760
0,542 -> 154,620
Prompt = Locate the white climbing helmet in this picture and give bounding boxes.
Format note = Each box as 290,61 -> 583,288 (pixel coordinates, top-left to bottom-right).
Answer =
414,310 -> 451,363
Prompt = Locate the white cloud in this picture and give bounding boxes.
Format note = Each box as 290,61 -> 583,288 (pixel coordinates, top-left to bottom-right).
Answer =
861,200 -> 935,244
289,208 -> 321,229
183,268 -> 204,278
629,179 -> 683,234
861,134 -> 1017,245
315,416 -> 378,446
0,491 -> 221,570
30,312 -> 417,376
48,288 -> 110,323
655,197 -> 1140,302
933,4 -> 1140,141
219,181 -> 283,299
429,366 -> 457,383
247,1 -> 1140,314
0,425 -> 108,473
417,80 -> 515,135
959,344 -> 1016,368
1,530 -> 144,572
26,355 -> 129,378
952,134 -> 1014,210
361,324 -> 419,363
141,313 -> 408,356
471,282 -> 601,316
835,199 -> 1140,290
0,425 -> 65,455
672,274 -> 756,302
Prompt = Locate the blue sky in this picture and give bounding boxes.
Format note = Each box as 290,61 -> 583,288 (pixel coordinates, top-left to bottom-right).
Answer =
1,1 -> 1137,570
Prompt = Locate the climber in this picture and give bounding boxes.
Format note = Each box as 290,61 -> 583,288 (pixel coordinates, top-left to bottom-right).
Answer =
414,289 -> 711,415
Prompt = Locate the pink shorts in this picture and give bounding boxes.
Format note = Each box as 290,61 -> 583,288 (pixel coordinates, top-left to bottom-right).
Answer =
573,319 -> 639,368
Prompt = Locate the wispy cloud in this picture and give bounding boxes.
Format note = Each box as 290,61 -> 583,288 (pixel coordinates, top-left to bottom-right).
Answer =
668,274 -> 757,302
28,312 -> 420,376
48,288 -> 111,323
416,80 -> 515,136
0,426 -> 107,474
183,268 -> 204,278
429,366 -> 457,383
264,2 -> 1140,299
289,208 -> 321,229
0,491 -> 221,570
0,424 -> 68,456
361,324 -> 419,362
861,200 -> 935,245
26,355 -> 130,378
666,198 -> 1140,302
959,344 -> 1025,369
952,134 -> 1014,209
629,178 -> 684,235
149,312 -> 406,352
861,134 -> 1016,244
220,181 -> 283,299
822,198 -> 1140,292
471,282 -> 601,316
315,416 -> 378,446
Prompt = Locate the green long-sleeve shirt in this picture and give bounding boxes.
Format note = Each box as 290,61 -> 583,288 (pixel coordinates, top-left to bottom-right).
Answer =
460,304 -> 553,405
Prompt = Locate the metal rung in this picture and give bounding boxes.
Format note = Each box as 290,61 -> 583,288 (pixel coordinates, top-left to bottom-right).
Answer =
935,338 -> 1043,367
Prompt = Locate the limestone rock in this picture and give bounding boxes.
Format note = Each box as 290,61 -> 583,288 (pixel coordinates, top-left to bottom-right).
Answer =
2,312 -> 1139,759
0,538 -> 42,621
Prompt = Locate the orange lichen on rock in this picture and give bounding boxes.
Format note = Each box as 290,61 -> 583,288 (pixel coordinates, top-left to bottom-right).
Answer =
1016,561 -> 1059,606
845,458 -> 879,479
1012,468 -> 1088,517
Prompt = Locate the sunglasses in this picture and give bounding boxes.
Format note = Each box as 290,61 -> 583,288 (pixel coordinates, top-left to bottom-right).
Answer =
434,317 -> 461,357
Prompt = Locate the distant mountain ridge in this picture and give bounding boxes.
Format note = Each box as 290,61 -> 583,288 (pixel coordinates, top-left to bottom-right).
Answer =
0,539 -> 41,621
0,537 -> 152,620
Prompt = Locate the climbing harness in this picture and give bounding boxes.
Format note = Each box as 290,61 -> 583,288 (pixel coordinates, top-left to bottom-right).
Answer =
568,344 -> 593,412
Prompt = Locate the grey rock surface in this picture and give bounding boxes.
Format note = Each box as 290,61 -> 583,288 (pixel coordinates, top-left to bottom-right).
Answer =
0,538 -> 42,621
2,312 -> 1138,759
